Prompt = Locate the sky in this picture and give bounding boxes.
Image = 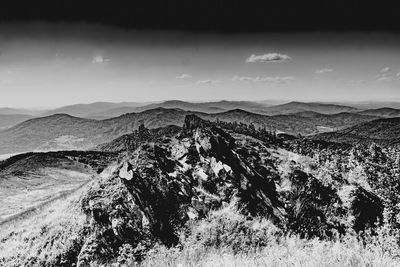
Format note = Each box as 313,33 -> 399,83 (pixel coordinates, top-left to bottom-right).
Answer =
0,23 -> 399,108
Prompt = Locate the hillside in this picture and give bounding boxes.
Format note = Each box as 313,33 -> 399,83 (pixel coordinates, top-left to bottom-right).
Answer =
260,101 -> 359,115
313,117 -> 400,145
41,101 -> 146,118
358,107 -> 400,118
1,115 -> 400,266
0,107 -> 41,116
31,100 -> 400,120
85,100 -> 362,118
0,108 -> 379,154
89,100 -> 269,118
0,114 -> 34,129
0,150 -> 117,223
0,109 -> 187,154
202,109 -> 376,134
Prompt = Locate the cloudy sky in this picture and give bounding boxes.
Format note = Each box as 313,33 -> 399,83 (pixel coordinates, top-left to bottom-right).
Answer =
0,23 -> 399,108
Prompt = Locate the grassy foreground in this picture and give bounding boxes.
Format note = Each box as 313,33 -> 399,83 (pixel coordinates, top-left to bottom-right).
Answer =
139,236 -> 399,267
115,205 -> 400,267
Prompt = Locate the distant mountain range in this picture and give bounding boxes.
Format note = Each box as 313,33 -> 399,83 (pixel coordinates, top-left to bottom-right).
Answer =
87,100 -> 271,119
40,101 -> 147,118
0,108 -> 42,116
0,100 -> 399,154
258,101 -> 359,115
84,100 -> 365,118
40,100 -> 400,119
3,100 -> 400,121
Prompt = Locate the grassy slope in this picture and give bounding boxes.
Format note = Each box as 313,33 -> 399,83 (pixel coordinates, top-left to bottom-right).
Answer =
140,238 -> 400,267
139,207 -> 400,267
0,182 -> 88,267
0,152 -> 112,222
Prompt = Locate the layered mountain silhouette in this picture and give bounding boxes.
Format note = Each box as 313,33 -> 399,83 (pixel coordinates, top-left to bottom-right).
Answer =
0,107 -> 384,155
259,101 -> 359,115
40,101 -> 146,118
37,100 -> 368,119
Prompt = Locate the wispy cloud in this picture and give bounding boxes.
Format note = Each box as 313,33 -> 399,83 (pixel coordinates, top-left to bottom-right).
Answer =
176,74 -> 192,79
92,54 -> 111,64
246,53 -> 291,63
232,75 -> 294,83
315,68 -> 333,74
197,79 -> 221,85
348,79 -> 365,85
375,67 -> 400,82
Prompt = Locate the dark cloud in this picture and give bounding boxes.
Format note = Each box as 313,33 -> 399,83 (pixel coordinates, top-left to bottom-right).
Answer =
0,1 -> 397,32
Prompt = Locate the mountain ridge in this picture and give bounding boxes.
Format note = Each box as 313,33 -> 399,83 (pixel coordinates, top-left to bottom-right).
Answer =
312,117 -> 400,145
0,108 -> 383,154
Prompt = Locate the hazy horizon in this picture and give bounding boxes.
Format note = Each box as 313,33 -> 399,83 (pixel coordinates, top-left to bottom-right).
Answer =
3,98 -> 400,111
0,23 -> 399,108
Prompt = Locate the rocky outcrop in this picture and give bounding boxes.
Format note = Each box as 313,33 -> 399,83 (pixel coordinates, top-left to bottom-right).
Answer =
78,115 -> 285,264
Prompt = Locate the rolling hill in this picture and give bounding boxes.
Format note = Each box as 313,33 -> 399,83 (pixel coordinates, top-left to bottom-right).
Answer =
86,100 -> 363,118
313,117 -> 400,146
41,101 -> 147,118
358,107 -> 400,118
260,101 -> 359,115
7,100 -> 400,121
0,114 -> 34,129
0,108 -> 42,116
0,109 -> 189,154
31,100 -> 400,120
0,151 -> 117,223
0,107 -> 381,155
88,100 -> 270,118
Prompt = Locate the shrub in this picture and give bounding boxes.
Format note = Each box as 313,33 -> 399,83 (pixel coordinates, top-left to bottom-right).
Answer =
181,203 -> 281,253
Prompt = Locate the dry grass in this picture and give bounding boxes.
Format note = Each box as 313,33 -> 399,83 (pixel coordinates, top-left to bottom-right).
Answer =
137,206 -> 400,267
0,182 -> 89,267
139,238 -> 400,267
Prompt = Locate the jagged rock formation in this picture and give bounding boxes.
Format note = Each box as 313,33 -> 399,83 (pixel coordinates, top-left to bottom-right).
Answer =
77,115 -> 285,264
